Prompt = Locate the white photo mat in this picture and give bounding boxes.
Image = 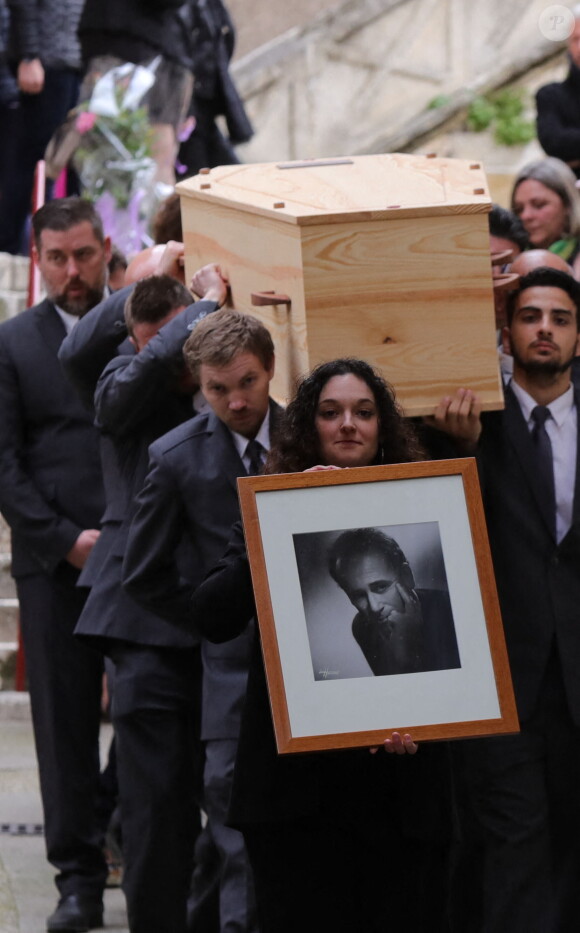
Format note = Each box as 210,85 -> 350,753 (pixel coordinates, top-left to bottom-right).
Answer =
239,460 -> 518,752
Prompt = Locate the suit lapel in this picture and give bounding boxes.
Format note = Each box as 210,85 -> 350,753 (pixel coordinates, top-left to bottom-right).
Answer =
207,411 -> 246,493
269,399 -> 283,435
504,384 -> 556,540
570,388 -> 580,527
33,300 -> 67,355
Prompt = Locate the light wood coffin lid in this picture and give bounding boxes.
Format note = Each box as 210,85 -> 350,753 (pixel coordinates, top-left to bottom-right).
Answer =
177,152 -> 491,225
177,153 -> 501,415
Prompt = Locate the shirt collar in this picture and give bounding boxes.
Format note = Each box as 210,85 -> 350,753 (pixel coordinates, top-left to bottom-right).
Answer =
54,305 -> 80,334
509,378 -> 575,428
230,407 -> 271,460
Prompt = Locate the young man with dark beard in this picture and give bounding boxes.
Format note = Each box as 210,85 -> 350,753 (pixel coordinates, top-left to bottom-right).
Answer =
438,268 -> 580,933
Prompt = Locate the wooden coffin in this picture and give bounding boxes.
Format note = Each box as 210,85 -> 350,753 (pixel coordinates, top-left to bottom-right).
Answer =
177,153 -> 501,415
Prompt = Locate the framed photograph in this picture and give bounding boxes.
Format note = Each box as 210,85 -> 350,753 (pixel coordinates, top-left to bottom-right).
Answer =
238,458 -> 519,754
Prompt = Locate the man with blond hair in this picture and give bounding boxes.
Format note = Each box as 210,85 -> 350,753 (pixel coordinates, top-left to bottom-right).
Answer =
123,309 -> 281,933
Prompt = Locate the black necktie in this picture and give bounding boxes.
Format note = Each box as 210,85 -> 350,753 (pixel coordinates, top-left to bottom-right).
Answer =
246,439 -> 263,476
531,405 -> 556,533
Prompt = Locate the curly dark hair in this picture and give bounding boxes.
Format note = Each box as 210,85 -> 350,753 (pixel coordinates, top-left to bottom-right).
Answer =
265,358 -> 424,474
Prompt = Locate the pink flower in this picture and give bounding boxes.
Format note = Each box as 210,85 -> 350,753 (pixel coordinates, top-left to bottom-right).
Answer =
177,116 -> 196,143
76,111 -> 98,134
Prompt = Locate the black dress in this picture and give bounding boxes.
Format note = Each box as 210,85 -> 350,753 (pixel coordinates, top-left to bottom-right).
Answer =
192,522 -> 455,933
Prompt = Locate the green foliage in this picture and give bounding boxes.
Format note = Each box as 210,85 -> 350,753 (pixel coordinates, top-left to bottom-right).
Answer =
73,105 -> 154,209
103,107 -> 153,160
492,88 -> 525,120
494,116 -> 536,146
467,97 -> 496,132
428,94 -> 451,110
466,88 -> 535,147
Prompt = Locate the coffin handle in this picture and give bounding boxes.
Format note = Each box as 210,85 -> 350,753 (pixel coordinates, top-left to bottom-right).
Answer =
251,291 -> 291,307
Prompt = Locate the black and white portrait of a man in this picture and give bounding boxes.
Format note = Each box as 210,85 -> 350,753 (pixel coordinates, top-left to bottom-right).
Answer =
293,522 -> 461,681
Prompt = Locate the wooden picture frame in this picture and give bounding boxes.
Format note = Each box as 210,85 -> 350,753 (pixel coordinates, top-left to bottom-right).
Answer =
237,458 -> 519,754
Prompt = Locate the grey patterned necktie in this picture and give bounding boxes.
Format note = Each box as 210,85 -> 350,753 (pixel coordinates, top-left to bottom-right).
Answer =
531,405 -> 555,533
245,439 -> 263,476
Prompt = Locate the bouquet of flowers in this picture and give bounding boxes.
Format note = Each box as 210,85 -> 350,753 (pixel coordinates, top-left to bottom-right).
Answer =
70,60 -> 161,253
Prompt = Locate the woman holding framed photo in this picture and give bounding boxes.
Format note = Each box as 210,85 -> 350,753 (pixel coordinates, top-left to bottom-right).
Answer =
192,358 -> 455,933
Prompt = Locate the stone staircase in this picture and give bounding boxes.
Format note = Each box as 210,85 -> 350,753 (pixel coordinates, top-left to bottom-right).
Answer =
0,252 -> 29,322
0,515 -> 18,691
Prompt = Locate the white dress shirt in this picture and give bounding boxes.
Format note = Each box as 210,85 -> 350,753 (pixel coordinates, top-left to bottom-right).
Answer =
55,305 -> 82,334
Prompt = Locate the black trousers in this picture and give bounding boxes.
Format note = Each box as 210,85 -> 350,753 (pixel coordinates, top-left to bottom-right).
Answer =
17,566 -> 107,898
203,738 -> 257,933
178,97 -> 239,176
452,648 -> 580,933
108,642 -> 205,933
0,67 -> 79,255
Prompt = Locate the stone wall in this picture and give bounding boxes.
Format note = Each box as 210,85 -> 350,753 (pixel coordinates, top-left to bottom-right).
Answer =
409,52 -> 569,206
228,0 -> 341,60
229,0 -> 578,166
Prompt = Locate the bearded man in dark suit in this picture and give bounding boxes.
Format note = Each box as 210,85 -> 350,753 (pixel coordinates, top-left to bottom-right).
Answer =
0,197 -> 111,932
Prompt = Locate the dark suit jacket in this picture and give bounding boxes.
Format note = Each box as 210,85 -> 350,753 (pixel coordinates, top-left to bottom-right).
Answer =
0,299 -> 104,577
122,402 -> 281,740
478,384 -> 580,724
59,284 -> 134,583
59,284 -> 133,414
66,293 -> 219,646
190,522 -> 454,834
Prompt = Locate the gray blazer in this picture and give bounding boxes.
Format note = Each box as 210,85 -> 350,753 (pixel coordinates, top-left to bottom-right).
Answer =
63,291 -> 219,646
123,402 -> 281,739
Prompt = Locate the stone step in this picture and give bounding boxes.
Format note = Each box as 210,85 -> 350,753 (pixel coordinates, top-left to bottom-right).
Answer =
0,289 -> 27,321
0,595 -> 19,690
0,690 -> 30,719
0,252 -> 29,292
0,651 -> 18,691
0,515 -> 11,550
0,598 -> 18,642
0,553 -> 16,600
0,649 -> 17,690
